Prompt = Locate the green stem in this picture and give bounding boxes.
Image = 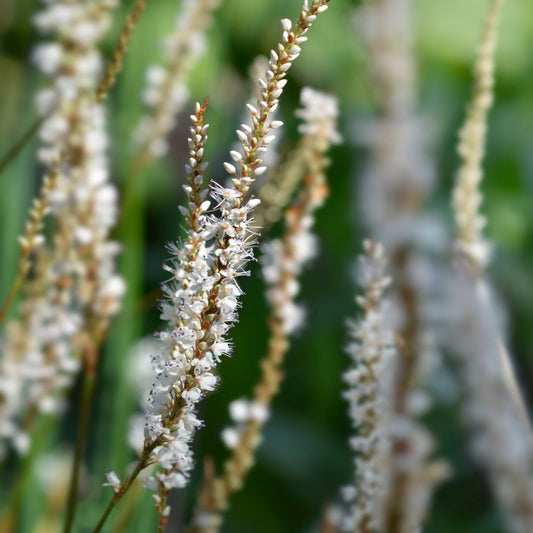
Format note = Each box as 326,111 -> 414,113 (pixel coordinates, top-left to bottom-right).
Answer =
91,452 -> 152,533
0,115 -> 44,178
0,415 -> 56,533
62,370 -> 97,533
0,273 -> 24,326
113,482 -> 144,533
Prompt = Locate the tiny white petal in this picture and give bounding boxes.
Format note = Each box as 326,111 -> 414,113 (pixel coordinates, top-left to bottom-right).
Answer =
223,162 -> 237,174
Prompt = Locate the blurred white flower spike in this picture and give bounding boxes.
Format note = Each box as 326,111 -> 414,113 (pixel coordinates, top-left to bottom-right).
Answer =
334,240 -> 396,532
0,0 -> 123,459
135,0 -> 221,159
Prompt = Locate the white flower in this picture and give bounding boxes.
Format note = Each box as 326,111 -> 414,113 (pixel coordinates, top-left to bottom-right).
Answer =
221,427 -> 240,449
229,399 -> 251,423
103,470 -> 121,493
295,87 -> 341,144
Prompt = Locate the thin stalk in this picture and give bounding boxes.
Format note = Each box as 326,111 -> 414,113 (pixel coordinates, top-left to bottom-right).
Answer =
62,365 -> 97,533
0,115 -> 43,178
384,246 -> 420,533
0,415 -> 56,533
113,482 -> 145,533
155,491 -> 170,533
0,273 -> 24,326
91,447 -> 156,533
0,166 -> 58,325
95,0 -> 149,103
476,279 -> 533,439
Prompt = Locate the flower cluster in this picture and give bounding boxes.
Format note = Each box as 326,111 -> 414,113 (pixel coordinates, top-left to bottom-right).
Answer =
295,86 -> 341,144
135,0 -> 221,159
0,0 -> 123,457
187,85 -> 336,533
140,101 -> 215,493
262,87 -> 338,334
34,0 -> 124,332
353,2 -> 450,530
332,240 -> 396,532
132,2 -> 331,500
449,3 -> 533,532
330,240 -> 449,533
220,399 -> 270,450
451,274 -> 533,533
453,0 -> 504,271
32,0 -> 116,123
33,0 -> 124,322
230,55 -> 280,180
253,85 -> 340,228
95,6 -> 334,528
356,0 -> 438,250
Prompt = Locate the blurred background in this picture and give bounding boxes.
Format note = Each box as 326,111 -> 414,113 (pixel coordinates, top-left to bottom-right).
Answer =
1,0 -> 533,531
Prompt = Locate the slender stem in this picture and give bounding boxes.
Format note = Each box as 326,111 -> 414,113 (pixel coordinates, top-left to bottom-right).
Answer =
0,115 -> 44,178
476,279 -> 533,439
95,0 -> 149,103
0,273 -> 24,326
62,366 -> 97,533
384,246 -> 419,533
0,415 -> 56,533
156,489 -> 170,533
113,482 -> 145,533
0,165 -> 59,326
91,453 -> 152,533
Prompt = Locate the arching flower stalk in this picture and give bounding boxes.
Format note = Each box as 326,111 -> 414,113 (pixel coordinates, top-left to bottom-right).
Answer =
450,2 -> 533,532
95,0 -> 149,103
452,0 -> 503,272
187,86 -> 339,533
0,167 -> 59,326
231,55 -> 281,185
135,0 -> 221,161
451,274 -> 533,533
95,3 -> 330,530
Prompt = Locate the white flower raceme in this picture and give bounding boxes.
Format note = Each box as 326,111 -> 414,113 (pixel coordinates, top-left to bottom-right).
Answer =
450,270 -> 533,533
332,241 -> 448,533
453,0 -> 504,272
135,0 -> 221,159
356,0 -> 439,251
220,399 -> 270,450
230,55 -> 282,181
335,240 -> 396,532
0,0 -> 122,457
142,127 -> 260,488
254,86 -> 340,230
262,86 -> 338,335
449,3 -> 533,531
187,85 -> 337,533
295,87 -> 341,144
125,1 -> 331,514
353,2 -> 450,530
